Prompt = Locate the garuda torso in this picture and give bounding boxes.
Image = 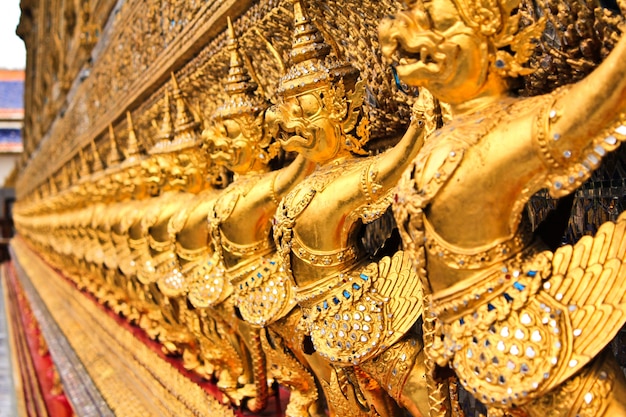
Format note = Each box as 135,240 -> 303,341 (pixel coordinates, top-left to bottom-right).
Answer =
394,91 -> 626,410
157,187 -> 223,300
274,156 -> 423,365
209,171 -> 292,326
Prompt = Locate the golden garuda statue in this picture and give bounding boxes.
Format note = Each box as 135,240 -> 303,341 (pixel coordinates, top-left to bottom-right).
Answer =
270,0 -> 434,415
10,0 -> 626,416
385,0 -> 626,415
203,15 -> 323,415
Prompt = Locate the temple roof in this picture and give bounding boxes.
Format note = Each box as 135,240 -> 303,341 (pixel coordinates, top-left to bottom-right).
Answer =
0,70 -> 24,120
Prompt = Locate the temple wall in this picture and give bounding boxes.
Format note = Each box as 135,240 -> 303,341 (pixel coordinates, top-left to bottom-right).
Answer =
8,0 -> 626,416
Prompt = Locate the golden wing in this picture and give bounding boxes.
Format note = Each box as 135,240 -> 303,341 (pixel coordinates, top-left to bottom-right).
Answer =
303,250 -> 423,364
545,209 -> 626,382
375,250 -> 425,338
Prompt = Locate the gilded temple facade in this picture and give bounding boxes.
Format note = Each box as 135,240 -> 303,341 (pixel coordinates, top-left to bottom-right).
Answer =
7,0 -> 626,416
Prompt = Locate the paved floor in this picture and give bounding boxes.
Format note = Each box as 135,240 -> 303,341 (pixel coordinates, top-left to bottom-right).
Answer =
0,270 -> 17,417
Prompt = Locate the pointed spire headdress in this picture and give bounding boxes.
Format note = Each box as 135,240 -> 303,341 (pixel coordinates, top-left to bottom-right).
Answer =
276,0 -> 368,154
276,0 -> 360,98
150,91 -> 174,152
150,73 -> 202,154
90,139 -> 104,172
70,157 -> 80,184
49,176 -> 58,195
78,147 -> 90,177
60,165 -> 70,189
213,17 -> 267,121
106,124 -> 124,167
171,73 -> 201,148
120,111 -> 144,167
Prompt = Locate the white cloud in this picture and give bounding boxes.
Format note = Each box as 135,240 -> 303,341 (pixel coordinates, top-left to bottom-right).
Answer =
0,0 -> 26,69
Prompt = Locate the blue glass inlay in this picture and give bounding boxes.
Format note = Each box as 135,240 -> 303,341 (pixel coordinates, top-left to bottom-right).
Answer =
343,290 -> 351,299
527,270 -> 537,277
323,300 -> 329,309
352,283 -> 361,290
333,297 -> 340,305
503,293 -> 513,302
487,303 -> 495,312
513,281 -> 526,291
360,273 -> 369,281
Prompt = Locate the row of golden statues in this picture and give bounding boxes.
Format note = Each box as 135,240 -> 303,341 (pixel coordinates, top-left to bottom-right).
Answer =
13,0 -> 626,415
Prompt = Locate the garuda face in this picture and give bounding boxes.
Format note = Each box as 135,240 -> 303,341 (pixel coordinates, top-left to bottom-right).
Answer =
269,89 -> 348,164
379,0 -> 491,104
204,112 -> 266,174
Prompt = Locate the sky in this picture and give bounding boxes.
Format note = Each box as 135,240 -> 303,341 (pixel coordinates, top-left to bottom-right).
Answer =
0,0 -> 26,69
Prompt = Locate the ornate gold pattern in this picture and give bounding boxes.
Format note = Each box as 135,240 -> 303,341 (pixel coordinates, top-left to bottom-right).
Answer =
12,0 -> 626,416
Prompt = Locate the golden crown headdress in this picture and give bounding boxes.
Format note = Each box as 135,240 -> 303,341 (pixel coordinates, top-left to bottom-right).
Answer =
106,124 -> 124,167
150,73 -> 202,154
49,176 -> 58,195
213,17 -> 267,121
275,0 -> 370,154
59,165 -> 70,190
70,158 -> 80,184
171,73 -> 202,149
151,91 -> 174,152
205,16 -> 280,164
277,0 -> 360,97
90,138 -> 104,172
78,147 -> 91,177
119,111 -> 144,168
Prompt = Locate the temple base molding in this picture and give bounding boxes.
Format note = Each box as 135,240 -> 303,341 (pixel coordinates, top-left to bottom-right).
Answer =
9,237 -> 237,417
